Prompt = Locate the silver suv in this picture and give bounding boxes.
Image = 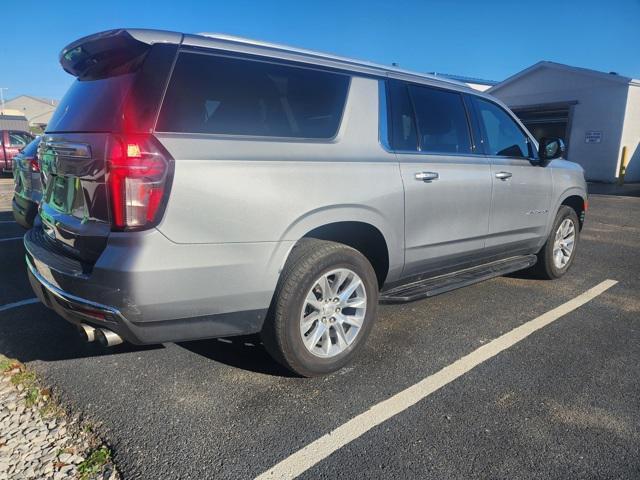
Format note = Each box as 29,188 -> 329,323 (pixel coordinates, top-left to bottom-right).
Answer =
26,29 -> 587,376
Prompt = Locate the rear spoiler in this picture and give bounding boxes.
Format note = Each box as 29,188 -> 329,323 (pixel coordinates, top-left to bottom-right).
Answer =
60,29 -> 183,78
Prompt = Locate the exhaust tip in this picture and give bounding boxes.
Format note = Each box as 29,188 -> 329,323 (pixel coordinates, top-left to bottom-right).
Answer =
78,324 -> 97,342
95,328 -> 124,347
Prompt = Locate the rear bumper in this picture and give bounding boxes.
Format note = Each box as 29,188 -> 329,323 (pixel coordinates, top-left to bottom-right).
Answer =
24,226 -> 289,344
27,254 -> 268,344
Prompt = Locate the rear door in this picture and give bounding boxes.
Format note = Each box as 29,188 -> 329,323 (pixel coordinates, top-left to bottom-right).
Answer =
470,96 -> 552,254
388,80 -> 492,277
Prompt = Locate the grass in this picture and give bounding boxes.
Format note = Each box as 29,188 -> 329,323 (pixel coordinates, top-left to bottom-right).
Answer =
1,354 -> 118,477
77,446 -> 112,480
7,363 -> 45,408
0,357 -> 13,372
1,355 -> 60,413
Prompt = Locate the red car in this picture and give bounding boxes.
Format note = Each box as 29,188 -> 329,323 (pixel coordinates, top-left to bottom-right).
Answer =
1,130 -> 34,173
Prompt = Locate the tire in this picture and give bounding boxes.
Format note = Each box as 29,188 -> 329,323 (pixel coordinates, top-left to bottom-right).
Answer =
261,238 -> 379,377
531,205 -> 580,279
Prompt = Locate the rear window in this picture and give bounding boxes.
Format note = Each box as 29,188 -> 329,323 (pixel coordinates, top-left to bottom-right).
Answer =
156,52 -> 350,139
46,74 -> 134,132
8,131 -> 34,147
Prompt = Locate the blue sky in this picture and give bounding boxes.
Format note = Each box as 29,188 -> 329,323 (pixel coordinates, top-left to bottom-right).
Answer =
2,0 -> 639,101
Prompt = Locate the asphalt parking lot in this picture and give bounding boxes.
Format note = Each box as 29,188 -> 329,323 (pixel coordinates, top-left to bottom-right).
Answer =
1,177 -> 639,479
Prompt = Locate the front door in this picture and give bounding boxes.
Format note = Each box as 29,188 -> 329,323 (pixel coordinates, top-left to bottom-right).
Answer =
387,80 -> 492,277
471,97 -> 552,254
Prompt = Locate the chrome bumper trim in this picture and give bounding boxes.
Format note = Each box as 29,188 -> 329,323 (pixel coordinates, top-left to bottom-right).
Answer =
26,254 -> 126,321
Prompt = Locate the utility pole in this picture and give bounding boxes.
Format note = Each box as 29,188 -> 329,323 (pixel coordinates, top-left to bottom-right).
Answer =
0,88 -> 7,112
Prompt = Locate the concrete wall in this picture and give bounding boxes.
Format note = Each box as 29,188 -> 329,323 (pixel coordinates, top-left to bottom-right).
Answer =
491,66 -> 628,182
619,84 -> 640,182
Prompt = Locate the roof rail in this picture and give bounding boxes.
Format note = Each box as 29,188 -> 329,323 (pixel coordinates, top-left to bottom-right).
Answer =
196,32 -> 466,87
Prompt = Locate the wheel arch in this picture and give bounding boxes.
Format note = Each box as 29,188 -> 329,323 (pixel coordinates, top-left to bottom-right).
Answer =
561,194 -> 586,229
277,205 -> 402,287
301,221 -> 390,288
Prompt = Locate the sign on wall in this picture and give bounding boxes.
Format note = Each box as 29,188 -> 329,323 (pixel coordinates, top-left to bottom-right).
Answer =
585,131 -> 603,143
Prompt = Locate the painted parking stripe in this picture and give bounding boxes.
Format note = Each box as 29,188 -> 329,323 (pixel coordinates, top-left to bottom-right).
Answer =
0,298 -> 39,313
0,220 -> 17,224
256,279 -> 618,480
0,236 -> 23,243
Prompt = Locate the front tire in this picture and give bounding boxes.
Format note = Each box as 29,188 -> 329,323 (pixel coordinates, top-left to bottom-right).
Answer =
532,206 -> 580,279
262,238 -> 378,377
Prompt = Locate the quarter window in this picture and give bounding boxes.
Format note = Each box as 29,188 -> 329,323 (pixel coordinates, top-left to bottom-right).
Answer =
387,81 -> 418,151
473,98 -> 533,158
157,53 -> 350,138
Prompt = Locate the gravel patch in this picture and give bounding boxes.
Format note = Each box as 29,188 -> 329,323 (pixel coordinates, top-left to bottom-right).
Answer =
0,360 -> 118,480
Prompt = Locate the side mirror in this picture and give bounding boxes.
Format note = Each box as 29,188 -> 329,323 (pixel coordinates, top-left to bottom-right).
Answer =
539,137 -> 565,162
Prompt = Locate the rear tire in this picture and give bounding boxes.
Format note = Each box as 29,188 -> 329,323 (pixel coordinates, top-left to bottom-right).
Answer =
261,238 -> 378,377
531,206 -> 580,279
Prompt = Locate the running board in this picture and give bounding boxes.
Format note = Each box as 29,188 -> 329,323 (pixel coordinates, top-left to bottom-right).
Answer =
379,255 -> 537,304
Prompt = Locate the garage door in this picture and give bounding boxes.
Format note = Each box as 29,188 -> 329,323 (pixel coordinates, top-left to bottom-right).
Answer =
511,104 -> 571,149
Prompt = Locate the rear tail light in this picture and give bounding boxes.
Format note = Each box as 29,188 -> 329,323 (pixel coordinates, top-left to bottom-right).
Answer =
29,157 -> 40,173
106,134 -> 173,230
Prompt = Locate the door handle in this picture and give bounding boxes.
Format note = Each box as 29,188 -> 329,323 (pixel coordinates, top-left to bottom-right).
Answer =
415,171 -> 439,182
495,171 -> 513,180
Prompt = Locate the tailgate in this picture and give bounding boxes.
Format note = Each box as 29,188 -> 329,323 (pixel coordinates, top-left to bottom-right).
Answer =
38,134 -> 111,264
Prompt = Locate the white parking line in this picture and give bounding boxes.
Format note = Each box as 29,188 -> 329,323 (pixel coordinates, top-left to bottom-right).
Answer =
0,298 -> 39,313
255,279 -> 618,480
0,220 -> 17,224
0,236 -> 23,243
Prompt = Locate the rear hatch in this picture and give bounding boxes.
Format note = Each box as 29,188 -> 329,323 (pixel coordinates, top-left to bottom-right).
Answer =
36,29 -> 179,265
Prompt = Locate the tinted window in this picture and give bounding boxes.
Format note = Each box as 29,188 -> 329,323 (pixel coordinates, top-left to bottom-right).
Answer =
474,98 -> 532,158
47,44 -> 176,133
409,85 -> 471,154
157,53 -> 350,138
47,74 -> 135,132
387,81 -> 418,151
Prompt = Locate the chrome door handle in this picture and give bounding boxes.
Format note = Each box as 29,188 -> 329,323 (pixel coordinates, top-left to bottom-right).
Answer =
415,171 -> 439,182
495,171 -> 513,180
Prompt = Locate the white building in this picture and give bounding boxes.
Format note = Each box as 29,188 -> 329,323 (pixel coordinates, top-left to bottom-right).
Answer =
2,95 -> 58,130
489,61 -> 639,183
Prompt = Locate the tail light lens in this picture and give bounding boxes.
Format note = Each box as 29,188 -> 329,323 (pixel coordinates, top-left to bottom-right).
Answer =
107,134 -> 173,230
29,157 -> 40,173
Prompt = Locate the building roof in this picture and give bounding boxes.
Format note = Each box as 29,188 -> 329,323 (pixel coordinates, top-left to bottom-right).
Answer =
5,95 -> 58,106
427,73 -> 498,86
489,61 -> 640,93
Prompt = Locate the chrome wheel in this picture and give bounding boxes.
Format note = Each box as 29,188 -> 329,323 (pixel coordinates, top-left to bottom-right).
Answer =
553,218 -> 576,269
299,268 -> 367,358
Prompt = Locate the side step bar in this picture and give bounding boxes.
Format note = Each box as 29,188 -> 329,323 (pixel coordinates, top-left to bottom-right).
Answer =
380,255 -> 537,304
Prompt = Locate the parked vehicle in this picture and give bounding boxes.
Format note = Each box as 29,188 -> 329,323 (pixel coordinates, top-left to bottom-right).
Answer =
12,136 -> 43,228
26,29 -> 587,376
1,129 -> 34,173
